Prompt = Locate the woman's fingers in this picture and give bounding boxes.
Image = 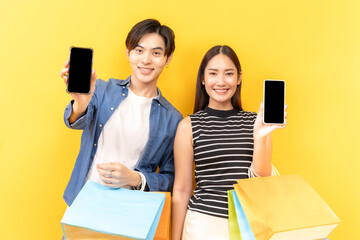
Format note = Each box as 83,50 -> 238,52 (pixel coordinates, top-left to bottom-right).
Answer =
259,102 -> 264,111
257,102 -> 264,118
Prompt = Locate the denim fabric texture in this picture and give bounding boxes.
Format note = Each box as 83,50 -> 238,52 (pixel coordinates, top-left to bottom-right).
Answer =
63,76 -> 183,206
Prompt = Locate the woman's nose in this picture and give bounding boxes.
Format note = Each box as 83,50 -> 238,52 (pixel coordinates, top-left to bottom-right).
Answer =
217,75 -> 226,85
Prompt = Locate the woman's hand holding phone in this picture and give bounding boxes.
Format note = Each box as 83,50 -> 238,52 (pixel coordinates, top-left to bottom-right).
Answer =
253,102 -> 287,141
59,60 -> 97,123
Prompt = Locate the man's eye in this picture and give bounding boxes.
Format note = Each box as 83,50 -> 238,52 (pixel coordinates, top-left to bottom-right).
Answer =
136,49 -> 142,53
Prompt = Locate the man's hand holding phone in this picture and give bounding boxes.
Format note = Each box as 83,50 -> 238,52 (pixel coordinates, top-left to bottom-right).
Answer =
59,60 -> 97,123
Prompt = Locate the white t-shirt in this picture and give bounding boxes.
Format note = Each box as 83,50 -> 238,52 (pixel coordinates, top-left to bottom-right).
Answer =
86,87 -> 154,188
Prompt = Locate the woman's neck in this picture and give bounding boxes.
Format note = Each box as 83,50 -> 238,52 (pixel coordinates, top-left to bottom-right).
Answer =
207,101 -> 233,111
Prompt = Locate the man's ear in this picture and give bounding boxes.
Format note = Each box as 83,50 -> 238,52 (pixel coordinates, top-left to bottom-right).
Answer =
165,53 -> 174,66
126,49 -> 130,60
237,72 -> 242,85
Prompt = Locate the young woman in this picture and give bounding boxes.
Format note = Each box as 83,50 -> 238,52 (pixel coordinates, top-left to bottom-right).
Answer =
172,45 -> 287,239
59,19 -> 182,207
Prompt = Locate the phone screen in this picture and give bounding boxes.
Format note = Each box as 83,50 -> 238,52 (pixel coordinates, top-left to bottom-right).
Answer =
264,80 -> 285,124
67,47 -> 93,94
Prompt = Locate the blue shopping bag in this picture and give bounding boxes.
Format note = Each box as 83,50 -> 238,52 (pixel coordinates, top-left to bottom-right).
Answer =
232,191 -> 256,240
61,180 -> 165,240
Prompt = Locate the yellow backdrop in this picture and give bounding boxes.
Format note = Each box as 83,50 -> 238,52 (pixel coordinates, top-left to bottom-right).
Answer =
0,0 -> 359,239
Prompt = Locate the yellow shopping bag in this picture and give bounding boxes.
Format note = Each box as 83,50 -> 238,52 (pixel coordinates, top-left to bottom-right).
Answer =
228,190 -> 242,240
233,175 -> 340,240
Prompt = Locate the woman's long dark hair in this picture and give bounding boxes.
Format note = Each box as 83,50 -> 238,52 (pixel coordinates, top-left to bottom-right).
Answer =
193,45 -> 242,113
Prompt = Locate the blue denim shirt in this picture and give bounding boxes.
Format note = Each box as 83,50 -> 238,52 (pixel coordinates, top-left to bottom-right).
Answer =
63,76 -> 183,206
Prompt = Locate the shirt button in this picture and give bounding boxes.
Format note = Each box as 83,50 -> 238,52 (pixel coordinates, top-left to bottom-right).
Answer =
110,107 -> 114,111
94,143 -> 97,147
158,103 -> 160,106
122,93 -> 125,96
123,86 -> 125,89
99,124 -> 103,128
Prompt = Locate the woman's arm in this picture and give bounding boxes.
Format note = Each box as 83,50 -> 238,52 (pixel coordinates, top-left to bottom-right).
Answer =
172,117 -> 194,240
251,103 -> 287,176
252,134 -> 273,176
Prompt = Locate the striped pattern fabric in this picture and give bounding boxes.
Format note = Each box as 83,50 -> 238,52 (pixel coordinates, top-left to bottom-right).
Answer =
188,107 -> 257,218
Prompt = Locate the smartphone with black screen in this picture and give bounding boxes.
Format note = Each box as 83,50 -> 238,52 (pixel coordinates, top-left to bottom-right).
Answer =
67,47 -> 93,94
263,79 -> 285,124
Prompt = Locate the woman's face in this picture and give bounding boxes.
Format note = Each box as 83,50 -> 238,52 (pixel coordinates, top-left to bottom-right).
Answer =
203,54 -> 241,110
126,33 -> 172,90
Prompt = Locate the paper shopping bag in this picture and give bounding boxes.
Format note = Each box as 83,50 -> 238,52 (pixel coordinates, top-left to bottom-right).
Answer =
232,190 -> 256,240
228,190 -> 241,240
154,192 -> 171,240
233,175 -> 340,240
61,180 -> 165,240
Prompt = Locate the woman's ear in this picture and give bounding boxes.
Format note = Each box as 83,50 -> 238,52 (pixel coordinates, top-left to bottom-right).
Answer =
237,72 -> 242,85
201,79 -> 205,85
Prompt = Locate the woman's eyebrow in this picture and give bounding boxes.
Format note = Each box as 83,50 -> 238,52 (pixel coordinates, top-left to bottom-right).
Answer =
207,68 -> 235,71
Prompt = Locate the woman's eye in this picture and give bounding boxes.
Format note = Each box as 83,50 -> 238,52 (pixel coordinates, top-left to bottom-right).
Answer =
226,72 -> 234,76
209,72 -> 217,76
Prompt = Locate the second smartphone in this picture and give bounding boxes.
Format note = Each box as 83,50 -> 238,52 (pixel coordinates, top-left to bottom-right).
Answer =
263,79 -> 286,124
67,47 -> 93,94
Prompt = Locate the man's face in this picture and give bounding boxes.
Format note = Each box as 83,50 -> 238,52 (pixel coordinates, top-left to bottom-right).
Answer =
126,33 -> 171,89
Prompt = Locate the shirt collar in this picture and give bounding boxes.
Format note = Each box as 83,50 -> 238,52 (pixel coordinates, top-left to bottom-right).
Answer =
117,76 -> 169,109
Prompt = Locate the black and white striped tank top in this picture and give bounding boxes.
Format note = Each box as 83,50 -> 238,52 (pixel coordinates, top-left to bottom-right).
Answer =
187,106 -> 257,218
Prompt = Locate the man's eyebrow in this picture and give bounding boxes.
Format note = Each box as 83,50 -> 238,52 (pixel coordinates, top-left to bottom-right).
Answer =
136,44 -> 164,51
152,47 -> 164,51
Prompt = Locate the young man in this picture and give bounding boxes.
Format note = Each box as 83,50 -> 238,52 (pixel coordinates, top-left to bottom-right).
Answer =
59,19 -> 182,206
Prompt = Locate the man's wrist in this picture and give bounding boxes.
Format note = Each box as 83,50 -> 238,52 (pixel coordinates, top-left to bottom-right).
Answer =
132,171 -> 146,191
131,171 -> 142,189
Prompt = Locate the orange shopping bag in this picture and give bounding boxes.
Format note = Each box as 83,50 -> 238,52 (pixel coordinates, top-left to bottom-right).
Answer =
154,192 -> 171,240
